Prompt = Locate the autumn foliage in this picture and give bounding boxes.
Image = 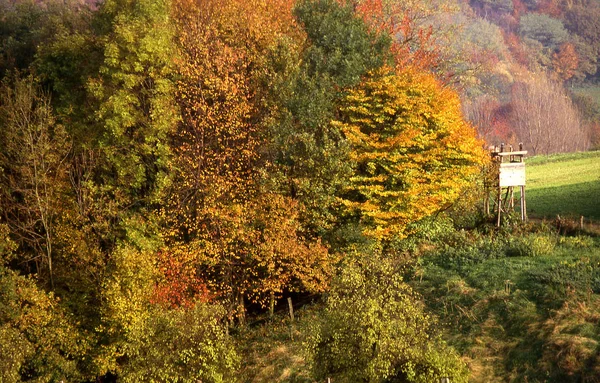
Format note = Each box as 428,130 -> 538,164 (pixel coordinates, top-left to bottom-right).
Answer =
552,42 -> 579,81
0,0 -> 492,380
355,0 -> 441,71
166,0 -> 336,317
334,66 -> 486,240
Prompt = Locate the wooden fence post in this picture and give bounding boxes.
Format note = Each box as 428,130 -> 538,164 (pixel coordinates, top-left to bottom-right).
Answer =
288,297 -> 295,340
287,297 -> 294,322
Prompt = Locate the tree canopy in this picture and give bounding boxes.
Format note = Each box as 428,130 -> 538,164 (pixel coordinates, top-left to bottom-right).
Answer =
334,66 -> 486,240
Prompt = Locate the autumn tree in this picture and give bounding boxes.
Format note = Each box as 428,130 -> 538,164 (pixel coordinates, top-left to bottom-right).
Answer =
564,4 -> 600,79
0,0 -> 98,151
354,0 -> 454,73
63,0 -> 181,352
88,0 -> 178,227
506,32 -> 530,66
152,247 -> 211,309
0,264 -> 87,382
76,0 -> 181,377
94,240 -> 239,382
241,194 -> 332,306
510,72 -> 589,154
168,0 -> 335,318
169,0 -> 276,316
25,2 -> 105,314
169,0 -> 264,236
334,66 -> 486,240
564,4 -> 600,52
552,42 -> 578,81
265,0 -> 390,239
0,75 -> 70,288
517,13 -> 570,72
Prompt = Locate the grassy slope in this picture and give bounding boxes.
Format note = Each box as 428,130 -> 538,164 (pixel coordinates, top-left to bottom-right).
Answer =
525,151 -> 600,221
406,152 -> 600,381
411,230 -> 600,382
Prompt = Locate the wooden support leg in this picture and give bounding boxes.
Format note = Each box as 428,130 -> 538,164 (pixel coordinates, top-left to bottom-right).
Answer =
521,186 -> 527,221
497,186 -> 502,227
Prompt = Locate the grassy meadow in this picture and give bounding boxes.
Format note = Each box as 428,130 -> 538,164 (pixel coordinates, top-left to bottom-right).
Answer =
236,220 -> 600,383
406,150 -> 600,381
410,228 -> 600,382
525,151 -> 600,221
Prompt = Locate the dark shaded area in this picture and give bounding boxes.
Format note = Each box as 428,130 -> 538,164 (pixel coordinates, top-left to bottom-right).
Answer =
527,180 -> 600,221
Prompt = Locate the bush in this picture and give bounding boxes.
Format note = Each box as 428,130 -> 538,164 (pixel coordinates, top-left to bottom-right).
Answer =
0,265 -> 86,382
506,233 -> 556,257
391,216 -> 457,255
307,251 -> 468,383
97,245 -> 240,382
558,235 -> 595,250
120,303 -> 240,383
426,233 -> 506,273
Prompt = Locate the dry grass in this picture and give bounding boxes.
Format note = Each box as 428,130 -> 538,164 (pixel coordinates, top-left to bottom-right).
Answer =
236,312 -> 316,383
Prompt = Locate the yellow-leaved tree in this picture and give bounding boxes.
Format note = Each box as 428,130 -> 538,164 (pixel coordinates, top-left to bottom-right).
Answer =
334,66 -> 487,240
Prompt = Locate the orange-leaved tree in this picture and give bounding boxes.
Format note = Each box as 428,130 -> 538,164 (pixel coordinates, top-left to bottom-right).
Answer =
354,0 -> 449,72
169,0 -> 300,237
168,0 -> 272,313
166,0 -> 332,316
333,66 -> 487,240
552,42 -> 579,81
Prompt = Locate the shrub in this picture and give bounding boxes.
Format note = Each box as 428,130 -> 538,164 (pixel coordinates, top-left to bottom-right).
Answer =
392,216 -> 457,254
506,234 -> 556,257
97,244 -> 240,382
0,265 -> 86,382
558,235 -> 595,250
120,303 -> 240,383
307,251 -> 468,383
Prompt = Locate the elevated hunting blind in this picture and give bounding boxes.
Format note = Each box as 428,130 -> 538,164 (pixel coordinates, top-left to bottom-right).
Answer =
488,143 -> 528,226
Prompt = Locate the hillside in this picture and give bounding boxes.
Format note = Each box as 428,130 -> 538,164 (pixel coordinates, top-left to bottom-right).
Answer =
457,0 -> 600,152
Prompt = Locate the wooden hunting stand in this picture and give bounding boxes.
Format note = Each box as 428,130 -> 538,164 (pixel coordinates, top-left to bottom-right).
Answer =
489,143 -> 528,227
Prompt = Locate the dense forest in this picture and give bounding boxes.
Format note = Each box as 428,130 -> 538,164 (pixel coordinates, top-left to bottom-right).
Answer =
0,0 -> 598,382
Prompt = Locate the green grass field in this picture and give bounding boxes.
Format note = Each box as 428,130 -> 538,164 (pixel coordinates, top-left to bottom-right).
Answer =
525,151 -> 600,221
